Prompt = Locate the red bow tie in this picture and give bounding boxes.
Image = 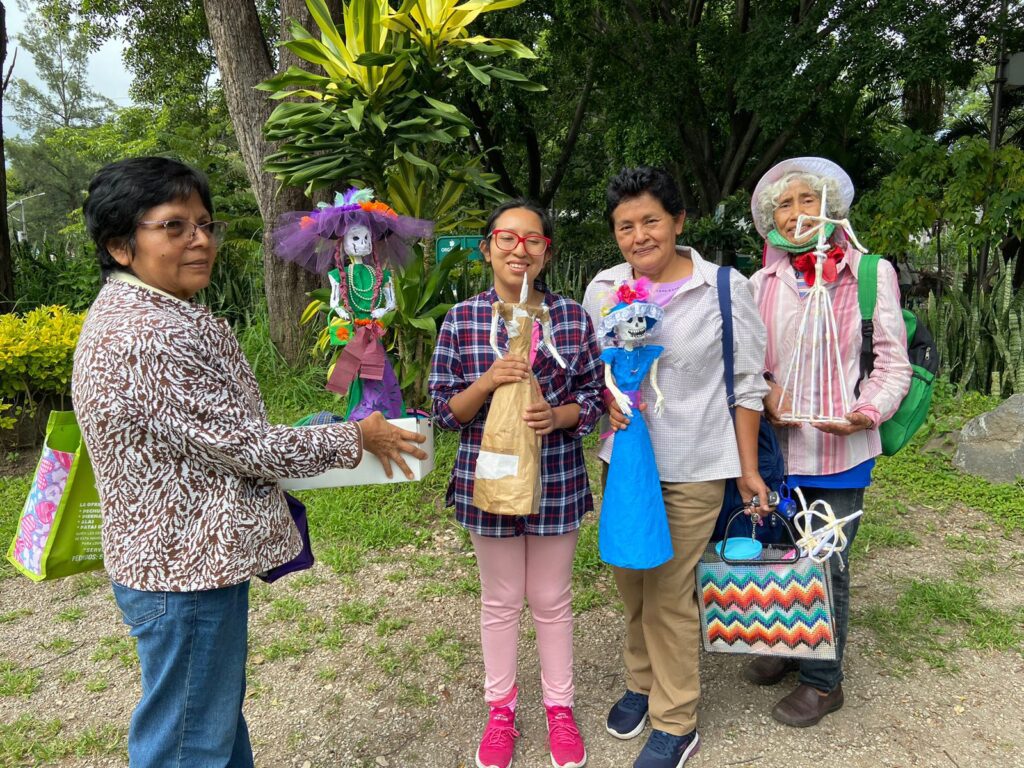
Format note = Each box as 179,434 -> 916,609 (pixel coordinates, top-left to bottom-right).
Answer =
791,245 -> 845,287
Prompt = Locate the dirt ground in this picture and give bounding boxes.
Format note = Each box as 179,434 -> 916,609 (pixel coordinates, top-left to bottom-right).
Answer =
1,500 -> 1022,768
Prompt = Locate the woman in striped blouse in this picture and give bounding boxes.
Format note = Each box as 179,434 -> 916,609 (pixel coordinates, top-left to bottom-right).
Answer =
746,156 -> 911,727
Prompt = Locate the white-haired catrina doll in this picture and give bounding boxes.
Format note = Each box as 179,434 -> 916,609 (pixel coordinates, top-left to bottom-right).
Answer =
597,278 -> 673,569
272,188 -> 433,420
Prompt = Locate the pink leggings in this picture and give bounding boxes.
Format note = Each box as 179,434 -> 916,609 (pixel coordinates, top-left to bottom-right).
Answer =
470,530 -> 579,707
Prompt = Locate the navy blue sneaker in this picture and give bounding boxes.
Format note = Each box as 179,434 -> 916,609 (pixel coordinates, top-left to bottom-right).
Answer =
606,689 -> 649,740
633,729 -> 700,768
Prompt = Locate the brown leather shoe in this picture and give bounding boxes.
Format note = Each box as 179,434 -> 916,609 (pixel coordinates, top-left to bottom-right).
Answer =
744,656 -> 799,686
771,683 -> 844,727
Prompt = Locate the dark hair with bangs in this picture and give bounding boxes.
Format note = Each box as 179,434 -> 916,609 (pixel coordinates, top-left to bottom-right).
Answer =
83,157 -> 214,277
604,167 -> 684,228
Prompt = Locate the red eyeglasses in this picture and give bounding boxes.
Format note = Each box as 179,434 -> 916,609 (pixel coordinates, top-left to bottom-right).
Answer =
488,229 -> 551,256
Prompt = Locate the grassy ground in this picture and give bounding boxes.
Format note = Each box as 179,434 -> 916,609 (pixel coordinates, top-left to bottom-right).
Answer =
1,345 -> 1022,764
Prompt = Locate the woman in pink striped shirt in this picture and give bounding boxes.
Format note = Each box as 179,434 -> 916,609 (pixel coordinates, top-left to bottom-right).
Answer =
747,157 -> 911,727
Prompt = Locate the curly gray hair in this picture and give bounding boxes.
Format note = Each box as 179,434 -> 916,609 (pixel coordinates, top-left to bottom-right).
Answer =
753,172 -> 847,237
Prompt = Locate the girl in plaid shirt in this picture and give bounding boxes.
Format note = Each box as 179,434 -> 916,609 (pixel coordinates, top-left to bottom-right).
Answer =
429,200 -> 603,768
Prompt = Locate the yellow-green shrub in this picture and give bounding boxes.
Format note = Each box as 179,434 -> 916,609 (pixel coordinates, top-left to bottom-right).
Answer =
0,306 -> 86,427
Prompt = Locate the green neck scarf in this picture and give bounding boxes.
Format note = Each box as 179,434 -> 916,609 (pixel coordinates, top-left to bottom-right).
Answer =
767,223 -> 836,253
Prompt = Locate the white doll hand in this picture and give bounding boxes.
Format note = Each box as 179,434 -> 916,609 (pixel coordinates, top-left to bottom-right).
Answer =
654,395 -> 665,418
370,307 -> 388,320
615,393 -> 634,419
334,307 -> 351,321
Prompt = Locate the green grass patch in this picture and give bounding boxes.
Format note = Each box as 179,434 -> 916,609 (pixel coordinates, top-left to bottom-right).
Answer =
288,572 -> 325,590
0,475 -> 31,581
871,383 -> 1024,532
84,676 -> 110,693
0,608 -> 33,624
417,576 -> 479,600
39,637 -> 75,653
259,633 -> 314,661
411,554 -> 445,576
319,628 -> 350,650
0,661 -> 40,697
425,629 -> 465,675
396,682 -> 437,708
318,542 -> 365,575
90,635 -> 137,667
71,572 -> 109,597
944,534 -> 996,555
850,515 -> 919,558
337,600 -> 380,625
56,607 -> 84,623
266,596 -> 308,622
856,576 -> 1024,669
376,617 -> 412,637
0,715 -> 125,764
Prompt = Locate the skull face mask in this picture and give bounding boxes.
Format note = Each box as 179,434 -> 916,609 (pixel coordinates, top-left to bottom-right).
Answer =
343,224 -> 372,258
615,315 -> 648,344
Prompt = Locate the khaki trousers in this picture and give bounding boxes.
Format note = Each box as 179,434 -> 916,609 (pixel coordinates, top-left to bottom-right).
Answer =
612,479 -> 725,735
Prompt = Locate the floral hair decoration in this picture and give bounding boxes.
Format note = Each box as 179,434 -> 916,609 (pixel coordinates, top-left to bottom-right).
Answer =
272,187 -> 433,274
597,277 -> 664,339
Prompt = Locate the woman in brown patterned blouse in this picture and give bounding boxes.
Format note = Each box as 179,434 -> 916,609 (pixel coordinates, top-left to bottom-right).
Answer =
72,157 -> 425,768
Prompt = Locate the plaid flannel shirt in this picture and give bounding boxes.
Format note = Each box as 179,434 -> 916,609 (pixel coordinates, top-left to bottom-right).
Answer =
429,288 -> 604,537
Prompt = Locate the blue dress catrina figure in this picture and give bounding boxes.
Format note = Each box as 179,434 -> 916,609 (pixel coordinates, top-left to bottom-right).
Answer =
597,278 -> 673,569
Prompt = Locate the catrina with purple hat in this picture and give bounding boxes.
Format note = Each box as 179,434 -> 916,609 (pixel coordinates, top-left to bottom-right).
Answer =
273,188 -> 433,420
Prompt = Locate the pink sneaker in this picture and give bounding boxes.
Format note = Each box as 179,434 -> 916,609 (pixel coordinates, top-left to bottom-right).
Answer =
476,704 -> 519,768
546,704 -> 587,768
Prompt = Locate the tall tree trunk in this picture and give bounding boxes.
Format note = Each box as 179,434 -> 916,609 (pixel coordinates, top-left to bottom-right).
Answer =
203,0 -> 319,364
0,2 -> 14,312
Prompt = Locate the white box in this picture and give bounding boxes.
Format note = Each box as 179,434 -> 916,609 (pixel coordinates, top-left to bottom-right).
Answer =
279,417 -> 435,490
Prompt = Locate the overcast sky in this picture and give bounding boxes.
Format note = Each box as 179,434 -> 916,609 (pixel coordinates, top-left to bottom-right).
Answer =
2,1 -> 134,138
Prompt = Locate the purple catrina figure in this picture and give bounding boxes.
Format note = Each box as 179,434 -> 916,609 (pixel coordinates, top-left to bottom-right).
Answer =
272,188 -> 433,420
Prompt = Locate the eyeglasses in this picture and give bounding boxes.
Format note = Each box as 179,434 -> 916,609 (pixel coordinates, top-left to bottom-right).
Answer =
138,219 -> 229,246
488,229 -> 551,257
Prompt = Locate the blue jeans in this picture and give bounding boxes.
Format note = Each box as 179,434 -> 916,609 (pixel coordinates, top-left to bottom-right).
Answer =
111,580 -> 253,768
794,487 -> 864,693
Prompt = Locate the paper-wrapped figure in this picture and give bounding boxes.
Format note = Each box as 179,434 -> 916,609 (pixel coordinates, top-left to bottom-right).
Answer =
273,189 -> 433,420
473,274 -> 566,516
597,279 -> 672,569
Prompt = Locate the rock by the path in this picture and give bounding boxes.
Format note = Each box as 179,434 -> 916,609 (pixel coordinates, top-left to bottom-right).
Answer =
953,394 -> 1024,483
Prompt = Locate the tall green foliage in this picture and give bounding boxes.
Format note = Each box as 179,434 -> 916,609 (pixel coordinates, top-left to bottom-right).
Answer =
856,131 -> 1024,395
921,258 -> 1024,396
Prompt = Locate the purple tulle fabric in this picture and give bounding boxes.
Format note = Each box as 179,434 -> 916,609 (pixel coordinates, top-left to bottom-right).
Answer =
272,205 -> 434,274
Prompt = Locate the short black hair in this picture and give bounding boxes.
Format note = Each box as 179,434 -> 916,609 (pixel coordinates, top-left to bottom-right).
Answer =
604,167 -> 684,228
83,157 -> 214,275
481,198 -> 554,242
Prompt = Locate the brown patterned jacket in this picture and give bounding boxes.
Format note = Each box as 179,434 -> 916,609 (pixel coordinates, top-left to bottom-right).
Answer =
72,276 -> 362,591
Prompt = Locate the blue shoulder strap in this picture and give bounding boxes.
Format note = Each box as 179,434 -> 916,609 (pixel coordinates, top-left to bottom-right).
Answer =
717,266 -> 736,410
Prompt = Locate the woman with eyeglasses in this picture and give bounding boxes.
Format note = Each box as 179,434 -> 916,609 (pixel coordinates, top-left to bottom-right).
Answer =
72,157 -> 426,768
429,199 -> 603,768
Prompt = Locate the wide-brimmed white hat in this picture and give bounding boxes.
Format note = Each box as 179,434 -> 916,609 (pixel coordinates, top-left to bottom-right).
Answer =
750,156 -> 855,237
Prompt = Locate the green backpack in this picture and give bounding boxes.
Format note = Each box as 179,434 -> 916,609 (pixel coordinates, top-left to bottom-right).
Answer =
857,254 -> 939,455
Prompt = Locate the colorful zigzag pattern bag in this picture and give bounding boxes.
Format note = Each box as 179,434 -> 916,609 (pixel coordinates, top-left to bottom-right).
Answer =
696,509 -> 837,660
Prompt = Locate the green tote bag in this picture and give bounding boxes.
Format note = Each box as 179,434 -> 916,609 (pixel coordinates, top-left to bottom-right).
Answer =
7,411 -> 105,581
